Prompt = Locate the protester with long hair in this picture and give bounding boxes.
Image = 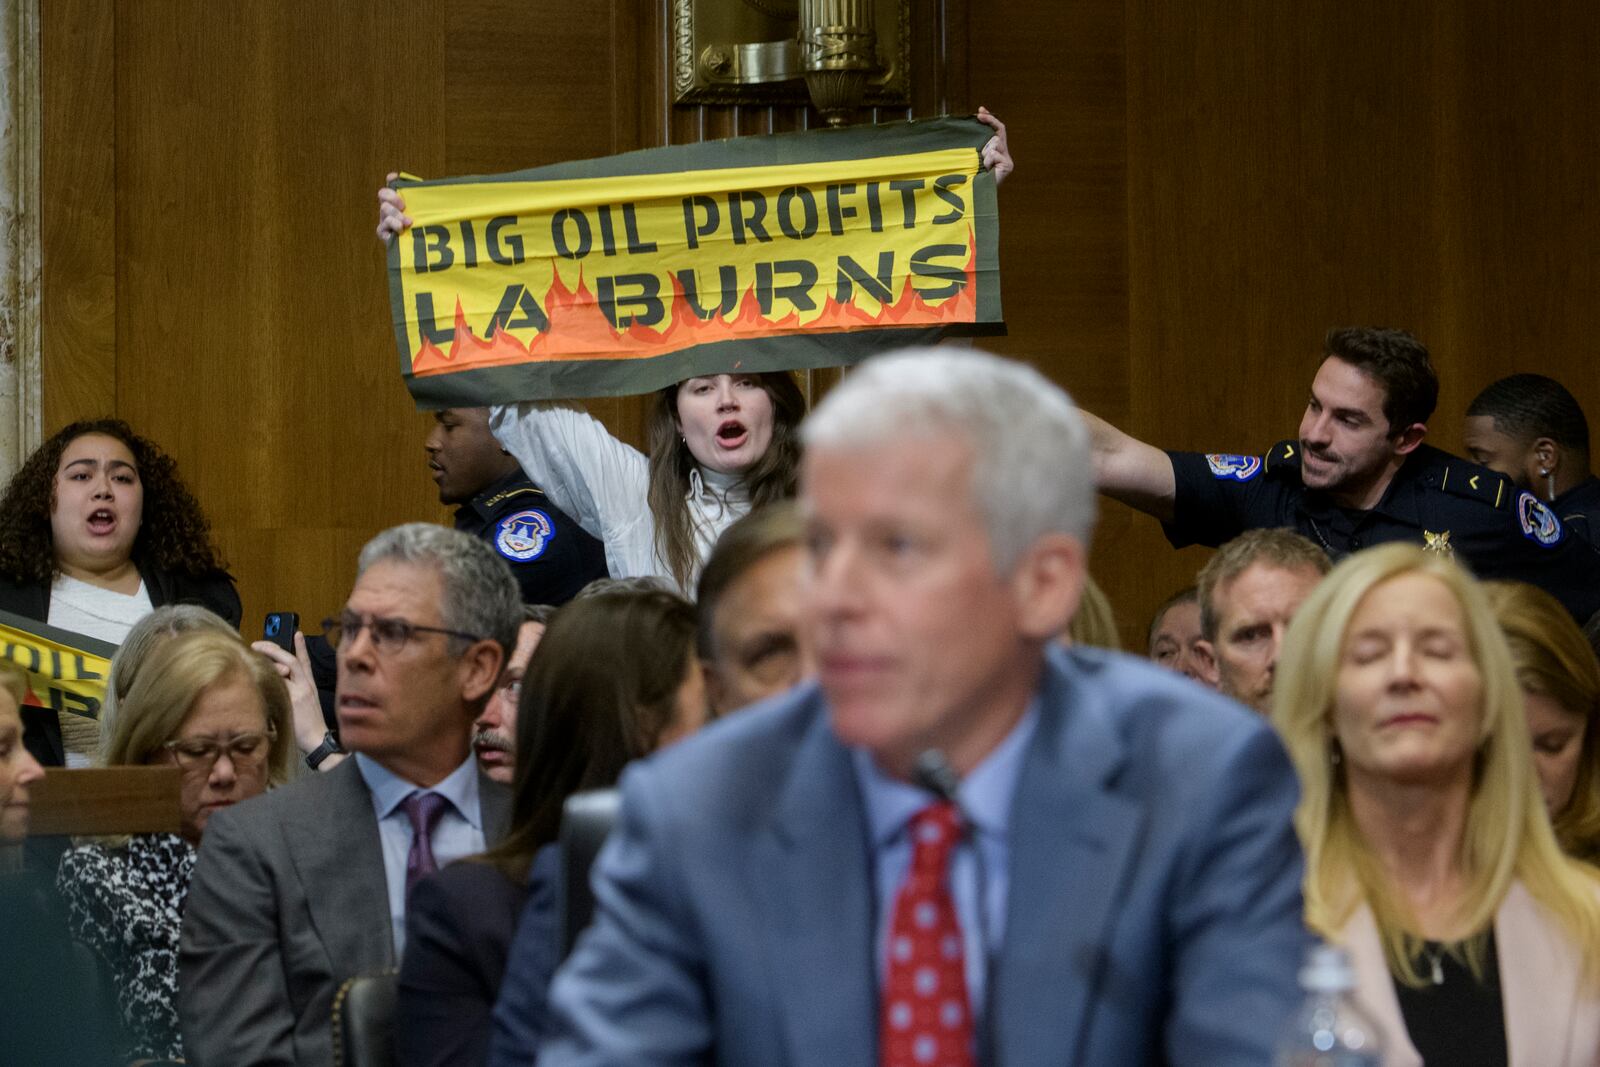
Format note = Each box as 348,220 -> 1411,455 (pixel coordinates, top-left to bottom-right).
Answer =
488,372 -> 807,591
374,112 -> 1014,592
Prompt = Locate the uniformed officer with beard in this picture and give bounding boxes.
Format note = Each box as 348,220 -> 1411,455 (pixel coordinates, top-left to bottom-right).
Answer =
1082,327 -> 1600,622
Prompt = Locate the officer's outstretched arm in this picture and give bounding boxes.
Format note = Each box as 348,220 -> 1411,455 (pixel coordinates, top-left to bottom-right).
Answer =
1080,409 -> 1178,522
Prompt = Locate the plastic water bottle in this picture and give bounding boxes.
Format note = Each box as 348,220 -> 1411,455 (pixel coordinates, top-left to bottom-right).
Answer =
1273,943 -> 1386,1067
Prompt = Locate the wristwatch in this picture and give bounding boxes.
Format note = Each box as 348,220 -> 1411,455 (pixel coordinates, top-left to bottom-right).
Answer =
305,731 -> 343,770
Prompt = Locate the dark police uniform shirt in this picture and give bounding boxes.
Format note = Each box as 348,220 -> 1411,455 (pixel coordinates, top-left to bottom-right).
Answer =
1556,476 -> 1600,551
300,471 -> 609,741
1165,442 -> 1600,623
456,469 -> 607,606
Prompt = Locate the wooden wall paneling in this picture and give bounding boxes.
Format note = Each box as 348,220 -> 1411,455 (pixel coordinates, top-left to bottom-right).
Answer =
924,0 -> 963,118
1427,2 -> 1600,448
609,0 -> 647,155
59,0 -> 1600,658
964,0 -> 1140,644
1117,0 -> 1600,648
444,0 -> 625,176
40,0 -> 1045,638
110,0 -> 456,634
1121,0 -> 1442,648
633,0 -> 672,151
40,0 -> 117,432
1141,1 -> 1439,642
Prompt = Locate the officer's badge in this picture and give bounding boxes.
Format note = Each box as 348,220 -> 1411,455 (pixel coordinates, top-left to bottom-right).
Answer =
495,509 -> 555,561
1516,492 -> 1564,547
1422,530 -> 1454,557
1206,454 -> 1262,482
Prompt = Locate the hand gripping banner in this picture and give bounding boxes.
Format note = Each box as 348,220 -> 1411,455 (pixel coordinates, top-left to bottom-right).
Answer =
388,116 -> 1003,405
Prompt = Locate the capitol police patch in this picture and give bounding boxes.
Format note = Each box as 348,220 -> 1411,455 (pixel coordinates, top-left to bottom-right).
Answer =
1206,454 -> 1263,482
495,509 -> 556,562
1516,491 -> 1564,547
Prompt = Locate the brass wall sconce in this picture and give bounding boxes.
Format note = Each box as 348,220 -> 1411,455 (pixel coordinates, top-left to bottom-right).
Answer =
672,0 -> 911,124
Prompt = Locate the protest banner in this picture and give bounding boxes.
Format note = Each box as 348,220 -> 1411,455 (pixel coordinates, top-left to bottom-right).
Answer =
0,607 -> 114,723
387,116 -> 1003,404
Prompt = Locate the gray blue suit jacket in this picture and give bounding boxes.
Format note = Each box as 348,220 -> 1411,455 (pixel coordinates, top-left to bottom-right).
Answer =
538,646 -> 1309,1066
177,756 -> 510,1067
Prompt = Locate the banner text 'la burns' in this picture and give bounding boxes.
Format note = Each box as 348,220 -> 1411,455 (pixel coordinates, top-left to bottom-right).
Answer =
406,175 -> 975,340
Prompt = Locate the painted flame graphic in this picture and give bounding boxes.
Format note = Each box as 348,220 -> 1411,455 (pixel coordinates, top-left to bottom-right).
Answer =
410,230 -> 978,377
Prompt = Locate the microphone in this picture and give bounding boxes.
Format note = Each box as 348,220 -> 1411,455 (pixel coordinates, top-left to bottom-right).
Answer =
912,749 -> 963,804
912,750 -> 997,1066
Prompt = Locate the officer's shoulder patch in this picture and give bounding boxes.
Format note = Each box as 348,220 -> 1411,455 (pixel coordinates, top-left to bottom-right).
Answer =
494,508 -> 556,562
1438,464 -> 1510,510
1516,491 -> 1565,547
480,485 -> 544,511
1262,440 -> 1302,474
1206,453 -> 1263,482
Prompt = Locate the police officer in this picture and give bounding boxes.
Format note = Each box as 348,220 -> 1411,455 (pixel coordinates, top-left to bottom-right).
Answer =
290,407 -> 610,773
1463,373 -> 1600,549
1084,327 -> 1600,622
427,406 -> 608,604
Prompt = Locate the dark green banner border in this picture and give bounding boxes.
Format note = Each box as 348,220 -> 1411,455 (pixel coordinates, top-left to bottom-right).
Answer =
404,321 -> 1005,409
388,116 -> 1004,404
0,606 -> 119,659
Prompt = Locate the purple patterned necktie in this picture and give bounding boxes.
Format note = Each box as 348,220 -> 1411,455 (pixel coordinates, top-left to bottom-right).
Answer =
402,790 -> 450,902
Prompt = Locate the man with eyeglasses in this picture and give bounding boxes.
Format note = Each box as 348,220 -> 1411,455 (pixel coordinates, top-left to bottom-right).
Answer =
179,523 -> 522,1067
473,604 -> 556,784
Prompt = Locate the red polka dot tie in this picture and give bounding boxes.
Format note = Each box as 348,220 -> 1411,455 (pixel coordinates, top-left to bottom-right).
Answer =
880,801 -> 974,1067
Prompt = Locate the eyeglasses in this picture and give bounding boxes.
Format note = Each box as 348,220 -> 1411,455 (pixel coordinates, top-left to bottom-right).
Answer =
163,730 -> 274,773
322,613 -> 484,656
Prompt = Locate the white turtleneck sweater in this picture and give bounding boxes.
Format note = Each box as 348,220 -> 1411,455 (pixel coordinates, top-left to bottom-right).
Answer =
489,403 -> 752,593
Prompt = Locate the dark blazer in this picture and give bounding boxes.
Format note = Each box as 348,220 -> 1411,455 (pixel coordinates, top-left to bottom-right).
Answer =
178,756 -> 511,1067
0,561 -> 241,766
0,869 -> 127,1066
398,846 -> 558,1067
536,646 -> 1310,1067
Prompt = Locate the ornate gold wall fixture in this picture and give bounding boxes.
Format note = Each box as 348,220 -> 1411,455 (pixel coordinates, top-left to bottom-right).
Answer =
797,0 -> 876,125
671,0 -> 910,116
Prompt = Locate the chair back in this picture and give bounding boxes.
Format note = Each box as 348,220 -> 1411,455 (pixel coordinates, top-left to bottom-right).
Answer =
29,767 -> 182,836
558,788 -> 620,958
331,969 -> 398,1067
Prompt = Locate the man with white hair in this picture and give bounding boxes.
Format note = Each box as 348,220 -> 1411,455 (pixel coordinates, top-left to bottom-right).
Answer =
533,350 -> 1308,1067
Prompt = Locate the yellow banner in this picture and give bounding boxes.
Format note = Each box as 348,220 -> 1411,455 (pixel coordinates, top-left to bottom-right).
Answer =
0,612 -> 112,722
388,117 -> 1003,404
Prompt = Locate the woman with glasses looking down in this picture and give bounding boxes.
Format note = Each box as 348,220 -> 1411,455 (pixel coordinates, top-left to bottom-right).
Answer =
56,629 -> 292,1065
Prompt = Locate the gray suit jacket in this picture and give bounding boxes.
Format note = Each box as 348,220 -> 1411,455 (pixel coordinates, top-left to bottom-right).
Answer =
538,646 -> 1310,1066
178,756 -> 510,1067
